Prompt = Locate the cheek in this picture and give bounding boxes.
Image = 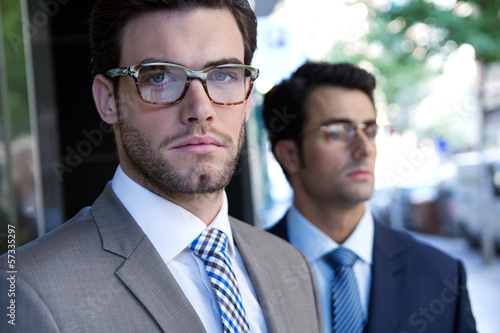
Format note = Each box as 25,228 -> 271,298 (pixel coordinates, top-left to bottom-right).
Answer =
221,109 -> 247,138
303,144 -> 342,172
117,80 -> 142,109
119,106 -> 177,149
316,155 -> 341,176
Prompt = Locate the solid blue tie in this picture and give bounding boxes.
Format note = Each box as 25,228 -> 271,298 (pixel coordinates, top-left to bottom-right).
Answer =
190,228 -> 251,333
325,247 -> 364,333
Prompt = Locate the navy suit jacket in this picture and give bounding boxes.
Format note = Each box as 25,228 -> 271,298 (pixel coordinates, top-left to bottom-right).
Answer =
267,214 -> 477,333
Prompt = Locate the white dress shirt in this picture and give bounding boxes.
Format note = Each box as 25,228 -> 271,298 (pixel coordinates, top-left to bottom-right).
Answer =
287,205 -> 374,333
111,165 -> 268,333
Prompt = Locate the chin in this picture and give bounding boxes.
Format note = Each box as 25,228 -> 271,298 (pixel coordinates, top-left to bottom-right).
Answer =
346,188 -> 374,202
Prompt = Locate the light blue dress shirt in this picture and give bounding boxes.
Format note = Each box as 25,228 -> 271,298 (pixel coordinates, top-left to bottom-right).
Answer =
287,205 -> 374,333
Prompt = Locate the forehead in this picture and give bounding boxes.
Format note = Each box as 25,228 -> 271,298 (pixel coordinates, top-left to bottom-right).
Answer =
120,8 -> 245,69
305,86 -> 376,126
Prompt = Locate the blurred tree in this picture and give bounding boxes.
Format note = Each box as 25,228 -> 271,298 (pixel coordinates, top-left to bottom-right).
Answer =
381,0 -> 500,64
327,0 -> 500,152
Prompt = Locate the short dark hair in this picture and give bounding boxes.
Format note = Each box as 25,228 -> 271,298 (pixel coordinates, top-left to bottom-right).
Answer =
262,62 -> 376,152
89,0 -> 257,77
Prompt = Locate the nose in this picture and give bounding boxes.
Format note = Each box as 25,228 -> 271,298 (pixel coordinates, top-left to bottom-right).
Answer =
350,129 -> 376,160
179,79 -> 215,125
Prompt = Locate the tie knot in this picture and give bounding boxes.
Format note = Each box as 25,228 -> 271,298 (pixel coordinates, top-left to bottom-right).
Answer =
190,228 -> 228,260
325,247 -> 358,268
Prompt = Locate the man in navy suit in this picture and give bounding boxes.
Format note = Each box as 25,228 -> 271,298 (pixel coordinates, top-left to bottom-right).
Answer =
262,62 -> 477,333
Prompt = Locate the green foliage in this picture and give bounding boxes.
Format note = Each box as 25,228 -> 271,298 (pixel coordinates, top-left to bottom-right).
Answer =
331,0 -> 500,99
327,10 -> 440,129
384,0 -> 500,63
1,0 -> 30,137
327,0 -> 499,151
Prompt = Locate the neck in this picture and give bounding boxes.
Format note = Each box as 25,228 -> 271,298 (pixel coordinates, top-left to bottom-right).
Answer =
122,163 -> 224,226
294,199 -> 366,244
166,192 -> 224,226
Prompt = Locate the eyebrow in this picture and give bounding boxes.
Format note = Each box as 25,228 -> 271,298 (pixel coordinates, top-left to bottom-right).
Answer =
204,58 -> 244,67
321,118 -> 377,126
138,57 -> 244,69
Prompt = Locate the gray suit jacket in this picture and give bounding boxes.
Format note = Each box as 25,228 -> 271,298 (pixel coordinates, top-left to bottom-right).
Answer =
1,184 -> 323,332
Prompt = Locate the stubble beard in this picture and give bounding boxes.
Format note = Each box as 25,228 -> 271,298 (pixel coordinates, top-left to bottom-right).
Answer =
301,160 -> 375,207
339,181 -> 374,205
117,113 -> 245,202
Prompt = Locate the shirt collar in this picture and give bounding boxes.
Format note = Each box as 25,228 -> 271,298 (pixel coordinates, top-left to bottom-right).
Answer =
287,205 -> 373,265
342,206 -> 373,265
111,165 -> 235,262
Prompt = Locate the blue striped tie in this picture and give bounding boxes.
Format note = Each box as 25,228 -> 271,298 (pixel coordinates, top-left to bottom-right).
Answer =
190,228 -> 251,333
325,247 -> 364,333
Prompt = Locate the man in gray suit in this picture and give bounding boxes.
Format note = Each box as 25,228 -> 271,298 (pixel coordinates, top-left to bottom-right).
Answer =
0,1 -> 322,332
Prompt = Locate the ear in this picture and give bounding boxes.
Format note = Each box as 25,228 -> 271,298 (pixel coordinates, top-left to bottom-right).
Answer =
92,74 -> 118,124
273,139 -> 301,175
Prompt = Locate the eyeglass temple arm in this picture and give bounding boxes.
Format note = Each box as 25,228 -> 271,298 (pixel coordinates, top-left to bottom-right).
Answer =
107,67 -> 132,77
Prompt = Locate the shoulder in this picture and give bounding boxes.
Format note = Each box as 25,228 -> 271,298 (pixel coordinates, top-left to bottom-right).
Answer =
6,208 -> 96,256
229,216 -> 314,271
375,221 -> 447,254
370,221 -> 477,332
374,220 -> 463,271
0,207 -> 104,278
264,215 -> 289,240
231,217 -> 301,255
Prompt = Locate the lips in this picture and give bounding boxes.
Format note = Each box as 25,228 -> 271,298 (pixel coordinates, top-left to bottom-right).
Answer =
170,135 -> 226,154
345,167 -> 373,180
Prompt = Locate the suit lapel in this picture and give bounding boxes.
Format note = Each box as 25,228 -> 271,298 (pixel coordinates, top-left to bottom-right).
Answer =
230,218 -> 293,333
91,183 -> 205,333
366,221 -> 408,333
115,238 -> 205,332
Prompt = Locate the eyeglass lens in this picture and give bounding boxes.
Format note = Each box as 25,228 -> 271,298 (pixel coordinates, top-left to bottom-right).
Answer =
324,123 -> 379,142
136,64 -> 252,104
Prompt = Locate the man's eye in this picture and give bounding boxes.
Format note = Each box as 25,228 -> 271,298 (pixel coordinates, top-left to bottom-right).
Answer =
365,125 -> 379,137
213,71 -> 231,82
327,125 -> 348,137
151,73 -> 167,84
140,68 -> 178,85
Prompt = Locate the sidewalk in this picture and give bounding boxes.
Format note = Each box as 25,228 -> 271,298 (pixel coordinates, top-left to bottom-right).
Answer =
411,232 -> 500,333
